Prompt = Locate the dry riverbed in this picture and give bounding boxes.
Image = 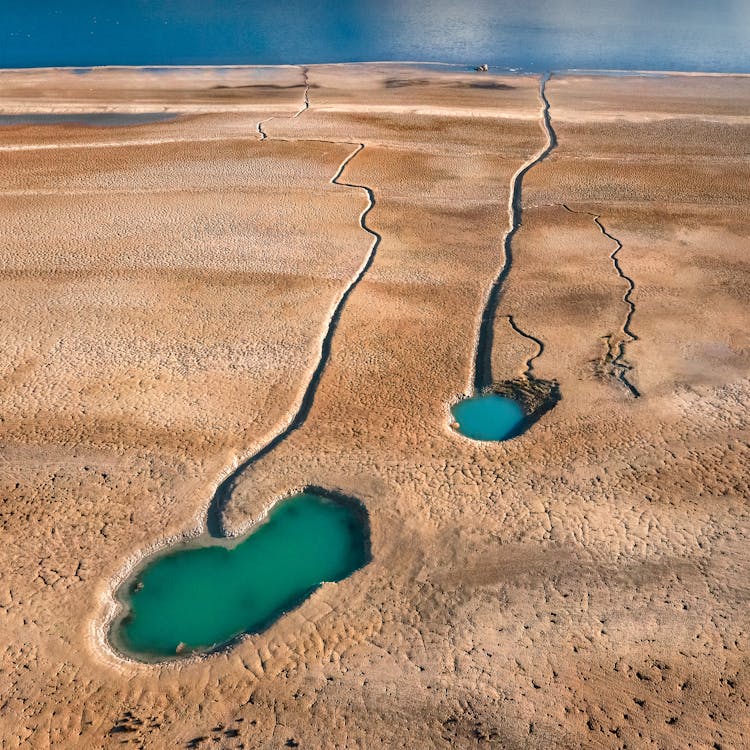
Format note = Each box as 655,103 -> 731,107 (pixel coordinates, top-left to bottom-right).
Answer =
0,64 -> 748,749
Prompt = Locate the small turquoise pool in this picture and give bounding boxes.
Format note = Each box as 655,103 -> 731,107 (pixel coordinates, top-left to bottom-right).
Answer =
113,491 -> 370,659
451,393 -> 526,441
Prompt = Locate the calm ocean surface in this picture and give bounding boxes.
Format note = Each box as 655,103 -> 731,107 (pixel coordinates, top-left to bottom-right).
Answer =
2,0 -> 749,73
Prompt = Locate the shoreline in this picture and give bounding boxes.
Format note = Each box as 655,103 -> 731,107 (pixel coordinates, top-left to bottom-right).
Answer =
1,62 -> 749,76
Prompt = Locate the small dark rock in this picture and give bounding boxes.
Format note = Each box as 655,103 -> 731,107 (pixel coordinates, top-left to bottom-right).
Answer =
110,725 -> 137,735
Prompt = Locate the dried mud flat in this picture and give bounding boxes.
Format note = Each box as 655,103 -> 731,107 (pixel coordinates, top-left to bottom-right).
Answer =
0,64 -> 748,749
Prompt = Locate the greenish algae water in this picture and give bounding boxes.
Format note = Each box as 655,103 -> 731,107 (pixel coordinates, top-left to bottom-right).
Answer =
451,393 -> 526,442
114,492 -> 370,658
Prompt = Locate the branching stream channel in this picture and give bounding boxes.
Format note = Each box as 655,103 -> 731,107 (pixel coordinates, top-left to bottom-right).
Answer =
451,72 -> 560,442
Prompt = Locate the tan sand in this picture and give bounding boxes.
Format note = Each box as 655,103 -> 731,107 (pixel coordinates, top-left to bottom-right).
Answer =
0,64 -> 748,749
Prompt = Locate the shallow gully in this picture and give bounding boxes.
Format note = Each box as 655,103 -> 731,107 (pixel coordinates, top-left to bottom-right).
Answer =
472,72 -> 556,394
561,204 -> 640,397
206,67 -> 383,537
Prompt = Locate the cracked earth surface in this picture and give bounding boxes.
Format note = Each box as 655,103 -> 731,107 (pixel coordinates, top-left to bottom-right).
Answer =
0,65 -> 748,749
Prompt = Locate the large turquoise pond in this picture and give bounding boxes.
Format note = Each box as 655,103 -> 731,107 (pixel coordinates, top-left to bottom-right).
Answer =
114,492 -> 370,658
451,393 -> 526,442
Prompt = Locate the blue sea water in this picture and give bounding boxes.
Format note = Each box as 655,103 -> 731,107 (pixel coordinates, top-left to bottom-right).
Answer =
1,1 -> 748,72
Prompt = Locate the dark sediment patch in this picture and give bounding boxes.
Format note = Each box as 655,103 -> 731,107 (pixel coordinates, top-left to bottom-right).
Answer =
384,77 -> 515,90
212,83 -> 319,90
463,81 -> 516,90
384,77 -> 432,88
491,377 -> 561,435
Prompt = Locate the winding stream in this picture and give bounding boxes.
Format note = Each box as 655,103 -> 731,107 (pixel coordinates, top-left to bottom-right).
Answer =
257,66 -> 310,140
453,73 -> 560,442
205,138 -> 380,537
472,72 -> 557,395
561,204 -> 640,397
110,68 -> 381,659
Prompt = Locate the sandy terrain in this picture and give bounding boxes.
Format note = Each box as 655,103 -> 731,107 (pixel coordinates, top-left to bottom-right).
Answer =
0,64 -> 748,749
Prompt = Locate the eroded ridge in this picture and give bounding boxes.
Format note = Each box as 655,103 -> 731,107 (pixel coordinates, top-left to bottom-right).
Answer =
472,72 -> 557,394
206,140 -> 381,537
561,204 -> 640,397
257,66 -> 310,140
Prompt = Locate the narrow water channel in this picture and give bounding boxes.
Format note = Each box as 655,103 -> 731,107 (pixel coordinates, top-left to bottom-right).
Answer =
452,73 -> 559,442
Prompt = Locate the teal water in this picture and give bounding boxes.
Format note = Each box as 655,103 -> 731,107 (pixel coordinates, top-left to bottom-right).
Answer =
115,492 -> 370,658
451,394 -> 526,442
